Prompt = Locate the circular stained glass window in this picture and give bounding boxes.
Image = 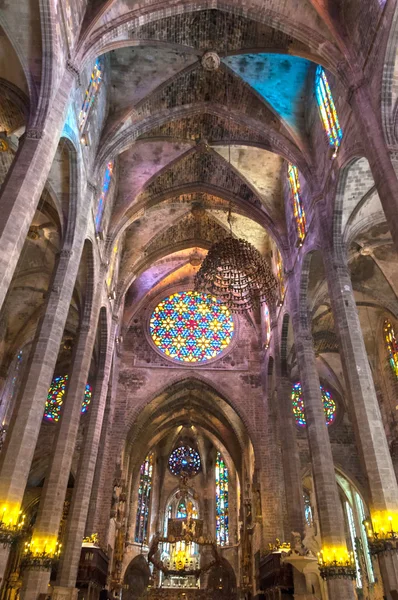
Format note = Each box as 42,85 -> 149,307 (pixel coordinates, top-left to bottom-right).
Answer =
292,382 -> 336,427
44,375 -> 92,423
169,446 -> 201,477
149,291 -> 234,363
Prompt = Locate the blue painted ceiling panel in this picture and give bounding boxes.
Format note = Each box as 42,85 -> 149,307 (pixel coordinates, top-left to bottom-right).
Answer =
223,53 -> 313,130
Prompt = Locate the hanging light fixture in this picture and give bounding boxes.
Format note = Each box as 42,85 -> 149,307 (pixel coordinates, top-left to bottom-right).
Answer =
194,234 -> 277,313
194,16 -> 277,312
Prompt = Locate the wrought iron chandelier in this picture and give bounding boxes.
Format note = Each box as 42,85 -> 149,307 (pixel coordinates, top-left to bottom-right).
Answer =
194,234 -> 278,313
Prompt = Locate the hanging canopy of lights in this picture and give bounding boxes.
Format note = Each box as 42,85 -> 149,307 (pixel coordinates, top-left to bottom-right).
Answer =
194,235 -> 278,313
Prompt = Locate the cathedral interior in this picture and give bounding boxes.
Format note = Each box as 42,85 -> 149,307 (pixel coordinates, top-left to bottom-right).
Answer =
1,1 -> 398,599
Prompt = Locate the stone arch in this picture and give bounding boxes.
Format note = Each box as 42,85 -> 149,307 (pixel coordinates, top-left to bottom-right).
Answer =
381,1 -> 398,146
78,0 -> 342,74
122,554 -> 151,599
206,556 -> 238,596
332,156 -> 384,256
95,104 -> 312,184
124,374 -> 257,488
0,14 -> 37,112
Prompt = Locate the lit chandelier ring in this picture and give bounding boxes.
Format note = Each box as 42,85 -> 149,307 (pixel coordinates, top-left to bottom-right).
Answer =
194,236 -> 278,313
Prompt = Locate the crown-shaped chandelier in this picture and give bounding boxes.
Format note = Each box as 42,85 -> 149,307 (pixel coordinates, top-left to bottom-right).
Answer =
194,234 -> 277,313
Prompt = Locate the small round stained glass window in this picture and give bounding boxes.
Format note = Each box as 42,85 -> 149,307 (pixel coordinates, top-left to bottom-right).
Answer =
169,446 -> 201,477
292,382 -> 336,427
149,291 -> 234,363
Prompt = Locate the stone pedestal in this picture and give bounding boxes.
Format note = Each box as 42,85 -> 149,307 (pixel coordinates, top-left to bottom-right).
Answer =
283,555 -> 325,600
52,586 -> 79,600
19,569 -> 52,600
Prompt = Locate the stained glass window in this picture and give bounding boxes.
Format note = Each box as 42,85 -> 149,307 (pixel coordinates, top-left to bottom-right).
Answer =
288,164 -> 306,244
315,66 -> 343,153
216,451 -> 229,546
169,446 -> 201,477
150,291 -> 234,363
291,382 -> 336,427
303,491 -> 313,526
176,501 -> 187,519
263,304 -> 271,348
44,375 -> 92,423
78,58 -> 103,132
384,319 -> 398,378
346,501 -> 362,589
135,454 -> 153,544
95,161 -> 114,233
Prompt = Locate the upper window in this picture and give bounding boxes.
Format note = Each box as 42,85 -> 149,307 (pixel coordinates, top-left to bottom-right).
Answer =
150,291 -> 234,363
263,303 -> 271,348
169,446 -> 201,477
292,382 -> 336,427
78,58 -> 103,133
95,161 -> 114,233
288,164 -> 306,244
215,451 -> 229,547
135,454 -> 153,544
44,375 -> 92,423
315,66 -> 342,152
384,319 -> 398,378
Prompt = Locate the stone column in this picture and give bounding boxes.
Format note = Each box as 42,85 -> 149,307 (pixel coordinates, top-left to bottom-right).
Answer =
19,295 -> 102,599
270,311 -> 305,538
0,67 -> 75,312
349,80 -> 398,252
258,332 -> 285,547
320,236 -> 398,598
55,319 -> 116,592
289,284 -> 355,600
0,233 -> 86,581
85,355 -> 124,546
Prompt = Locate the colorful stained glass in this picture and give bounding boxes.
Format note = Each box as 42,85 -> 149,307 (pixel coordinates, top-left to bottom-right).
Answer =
135,454 -> 153,544
150,291 -> 234,363
44,375 -> 92,423
176,501 -> 187,519
303,491 -> 313,526
263,303 -> 271,348
315,66 -> 343,152
78,58 -> 103,132
291,382 -> 336,427
384,319 -> 398,378
346,501 -> 362,589
288,164 -> 306,243
95,161 -> 114,233
169,446 -> 201,477
216,451 -> 229,546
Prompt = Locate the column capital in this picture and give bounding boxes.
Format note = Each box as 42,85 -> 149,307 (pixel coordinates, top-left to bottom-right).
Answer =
66,61 -> 80,86
87,180 -> 98,196
25,128 -> 43,140
58,249 -> 73,259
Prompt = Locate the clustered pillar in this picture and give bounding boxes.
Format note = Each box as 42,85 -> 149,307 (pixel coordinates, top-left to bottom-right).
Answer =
288,281 -> 356,600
